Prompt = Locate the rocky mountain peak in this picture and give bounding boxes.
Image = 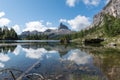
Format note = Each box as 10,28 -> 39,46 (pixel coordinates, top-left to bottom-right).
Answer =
44,29 -> 53,32
20,23 -> 73,39
91,0 -> 120,27
58,23 -> 69,30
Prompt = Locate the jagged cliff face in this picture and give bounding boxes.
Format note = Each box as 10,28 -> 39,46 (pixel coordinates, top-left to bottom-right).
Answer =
91,0 -> 120,27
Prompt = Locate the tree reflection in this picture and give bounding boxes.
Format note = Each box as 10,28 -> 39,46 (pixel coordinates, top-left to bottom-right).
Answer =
0,45 -> 17,54
81,47 -> 120,80
21,43 -> 77,56
0,43 -> 111,80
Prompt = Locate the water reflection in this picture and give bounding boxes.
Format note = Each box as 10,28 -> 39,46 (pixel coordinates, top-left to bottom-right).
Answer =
0,43 -> 118,80
23,48 -> 59,60
21,45 -> 104,80
13,45 -> 21,56
0,45 -> 17,54
0,63 -> 4,68
63,49 -> 93,65
80,47 -> 120,80
0,45 -> 17,68
0,54 -> 10,68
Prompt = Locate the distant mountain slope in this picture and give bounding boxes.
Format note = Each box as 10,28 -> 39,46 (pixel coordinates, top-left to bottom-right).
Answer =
20,23 -> 74,39
91,0 -> 120,27
58,23 -> 69,30
72,0 -> 120,46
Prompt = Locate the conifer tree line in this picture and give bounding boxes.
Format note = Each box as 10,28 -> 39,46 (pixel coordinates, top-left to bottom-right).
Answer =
23,34 -> 48,40
103,14 -> 120,37
0,26 -> 18,40
68,14 -> 120,39
1,14 -> 119,40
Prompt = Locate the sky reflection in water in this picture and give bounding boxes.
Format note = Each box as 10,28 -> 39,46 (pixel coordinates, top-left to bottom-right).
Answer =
0,44 -> 106,80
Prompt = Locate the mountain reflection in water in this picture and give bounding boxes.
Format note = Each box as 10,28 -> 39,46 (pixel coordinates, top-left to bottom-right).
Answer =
0,43 -> 118,80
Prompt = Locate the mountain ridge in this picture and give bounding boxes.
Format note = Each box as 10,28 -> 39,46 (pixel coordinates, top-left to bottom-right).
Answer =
72,0 -> 120,46
20,23 -> 74,39
90,0 -> 120,27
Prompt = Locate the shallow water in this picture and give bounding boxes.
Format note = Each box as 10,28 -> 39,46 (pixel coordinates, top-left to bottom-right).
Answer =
0,43 -> 119,80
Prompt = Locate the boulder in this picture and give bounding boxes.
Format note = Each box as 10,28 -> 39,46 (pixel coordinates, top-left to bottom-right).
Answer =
109,43 -> 117,47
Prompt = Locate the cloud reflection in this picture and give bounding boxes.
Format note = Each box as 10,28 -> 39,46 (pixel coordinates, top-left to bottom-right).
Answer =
0,54 -> 10,68
63,49 -> 93,65
0,54 -> 10,62
13,45 -> 21,56
0,62 -> 4,68
22,47 -> 93,65
23,48 -> 59,60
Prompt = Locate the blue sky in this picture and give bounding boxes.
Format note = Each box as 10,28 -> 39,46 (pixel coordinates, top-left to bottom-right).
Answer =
0,0 -> 109,34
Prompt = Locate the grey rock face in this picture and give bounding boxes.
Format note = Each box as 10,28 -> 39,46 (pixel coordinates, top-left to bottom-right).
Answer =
91,0 -> 120,27
21,31 -> 30,36
44,29 -> 53,32
20,23 -> 74,39
103,0 -> 120,17
58,23 -> 69,30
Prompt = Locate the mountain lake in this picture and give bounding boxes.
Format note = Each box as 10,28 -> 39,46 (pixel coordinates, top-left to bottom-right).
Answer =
0,40 -> 119,80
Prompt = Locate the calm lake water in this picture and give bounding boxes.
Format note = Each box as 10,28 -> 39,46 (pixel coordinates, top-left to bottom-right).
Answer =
0,42 -> 119,80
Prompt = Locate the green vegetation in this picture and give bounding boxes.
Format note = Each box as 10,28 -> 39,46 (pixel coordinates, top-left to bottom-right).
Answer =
1,14 -> 120,43
22,34 -> 48,40
0,26 -> 18,40
81,75 -> 100,80
22,33 -> 72,41
72,14 -> 120,45
60,35 -> 70,44
70,25 -> 102,41
103,14 -> 120,37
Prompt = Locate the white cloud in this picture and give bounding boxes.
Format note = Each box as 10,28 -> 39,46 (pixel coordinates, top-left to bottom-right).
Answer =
23,21 -> 57,32
12,24 -> 21,34
83,0 -> 100,6
0,12 -> 5,18
0,11 -> 11,26
46,22 -> 57,30
46,22 -> 52,26
23,21 -> 47,32
60,15 -> 91,31
59,19 -> 67,23
66,0 -> 101,7
68,15 -> 91,31
66,0 -> 79,7
0,18 -> 10,26
45,21 -> 57,29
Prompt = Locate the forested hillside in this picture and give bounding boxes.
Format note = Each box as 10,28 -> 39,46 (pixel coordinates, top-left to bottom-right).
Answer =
0,26 -> 18,40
